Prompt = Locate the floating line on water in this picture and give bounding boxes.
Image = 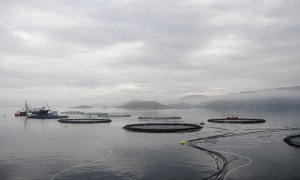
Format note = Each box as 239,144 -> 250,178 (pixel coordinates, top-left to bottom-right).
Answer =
187,126 -> 300,180
186,128 -> 239,180
216,150 -> 252,180
50,139 -> 112,180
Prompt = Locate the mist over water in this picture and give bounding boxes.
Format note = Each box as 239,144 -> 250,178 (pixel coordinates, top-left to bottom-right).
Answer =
0,108 -> 299,180
1,0 -> 300,179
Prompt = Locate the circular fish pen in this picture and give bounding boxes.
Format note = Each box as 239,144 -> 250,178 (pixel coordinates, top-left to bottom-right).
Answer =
284,134 -> 300,147
28,115 -> 69,119
109,114 -> 131,118
123,123 -> 202,133
58,118 -> 112,124
208,118 -> 266,124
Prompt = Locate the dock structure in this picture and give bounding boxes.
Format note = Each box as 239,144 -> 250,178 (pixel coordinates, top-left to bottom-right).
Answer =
208,118 -> 266,124
58,118 -> 112,124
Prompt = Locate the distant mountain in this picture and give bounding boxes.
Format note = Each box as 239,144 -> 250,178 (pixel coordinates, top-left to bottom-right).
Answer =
119,101 -> 166,110
237,85 -> 300,94
166,102 -> 194,109
179,95 -> 206,100
200,100 -> 236,109
168,85 -> 300,109
277,86 -> 300,91
117,86 -> 300,110
175,95 -> 209,105
72,105 -> 92,109
198,97 -> 300,109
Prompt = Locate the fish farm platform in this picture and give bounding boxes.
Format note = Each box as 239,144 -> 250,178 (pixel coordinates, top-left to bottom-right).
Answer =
27,115 -> 69,119
284,134 -> 300,147
58,118 -> 112,124
123,123 -> 202,133
208,118 -> 266,124
137,116 -> 181,120
109,114 -> 131,118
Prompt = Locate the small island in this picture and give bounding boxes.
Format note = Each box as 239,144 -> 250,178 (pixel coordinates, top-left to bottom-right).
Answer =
71,105 -> 92,109
119,100 -> 166,110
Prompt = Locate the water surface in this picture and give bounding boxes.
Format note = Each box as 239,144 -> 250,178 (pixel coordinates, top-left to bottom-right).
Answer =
0,108 -> 299,180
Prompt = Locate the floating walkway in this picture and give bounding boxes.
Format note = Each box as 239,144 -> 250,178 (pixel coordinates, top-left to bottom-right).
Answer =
109,114 -> 131,118
61,111 -> 85,115
208,118 -> 266,124
58,118 -> 112,124
86,112 -> 108,116
138,116 -> 181,120
284,134 -> 300,147
123,123 -> 202,133
27,115 -> 69,119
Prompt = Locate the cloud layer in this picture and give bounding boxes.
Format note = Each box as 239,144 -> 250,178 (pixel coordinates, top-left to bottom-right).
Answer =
1,0 -> 299,106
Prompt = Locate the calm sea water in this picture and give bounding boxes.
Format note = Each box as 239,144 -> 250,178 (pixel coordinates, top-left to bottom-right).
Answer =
0,107 -> 299,180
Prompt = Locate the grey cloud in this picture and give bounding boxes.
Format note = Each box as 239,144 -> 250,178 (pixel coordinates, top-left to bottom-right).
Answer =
0,0 -> 299,106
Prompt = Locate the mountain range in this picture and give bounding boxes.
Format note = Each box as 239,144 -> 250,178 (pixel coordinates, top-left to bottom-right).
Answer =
119,86 -> 300,109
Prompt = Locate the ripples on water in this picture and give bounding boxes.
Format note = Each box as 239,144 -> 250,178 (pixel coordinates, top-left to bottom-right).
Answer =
0,108 -> 300,180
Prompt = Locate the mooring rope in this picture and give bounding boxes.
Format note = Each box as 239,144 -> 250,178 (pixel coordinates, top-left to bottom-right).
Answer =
187,126 -> 300,180
50,139 -> 112,180
213,149 -> 252,180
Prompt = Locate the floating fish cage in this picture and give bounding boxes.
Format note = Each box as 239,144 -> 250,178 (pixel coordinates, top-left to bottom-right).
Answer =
284,134 -> 300,147
123,123 -> 202,133
85,112 -> 108,116
109,114 -> 131,118
58,118 -> 112,124
208,118 -> 266,124
61,111 -> 85,115
27,115 -> 69,119
137,116 -> 181,120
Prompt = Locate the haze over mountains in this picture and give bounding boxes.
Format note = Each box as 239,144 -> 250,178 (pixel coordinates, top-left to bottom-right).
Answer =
71,105 -> 92,109
119,101 -> 166,110
120,86 -> 300,109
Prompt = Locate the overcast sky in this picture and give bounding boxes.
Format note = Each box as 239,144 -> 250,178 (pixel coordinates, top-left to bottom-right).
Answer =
0,0 -> 299,106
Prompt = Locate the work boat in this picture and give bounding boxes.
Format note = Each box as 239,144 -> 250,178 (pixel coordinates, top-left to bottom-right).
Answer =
15,101 -> 50,117
15,111 -> 26,117
31,106 -> 50,116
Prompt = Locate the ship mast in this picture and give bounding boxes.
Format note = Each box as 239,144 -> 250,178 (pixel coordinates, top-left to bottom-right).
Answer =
25,100 -> 32,113
46,102 -> 51,110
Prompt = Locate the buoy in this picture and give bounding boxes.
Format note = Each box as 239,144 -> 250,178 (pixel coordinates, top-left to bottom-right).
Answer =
180,140 -> 186,145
